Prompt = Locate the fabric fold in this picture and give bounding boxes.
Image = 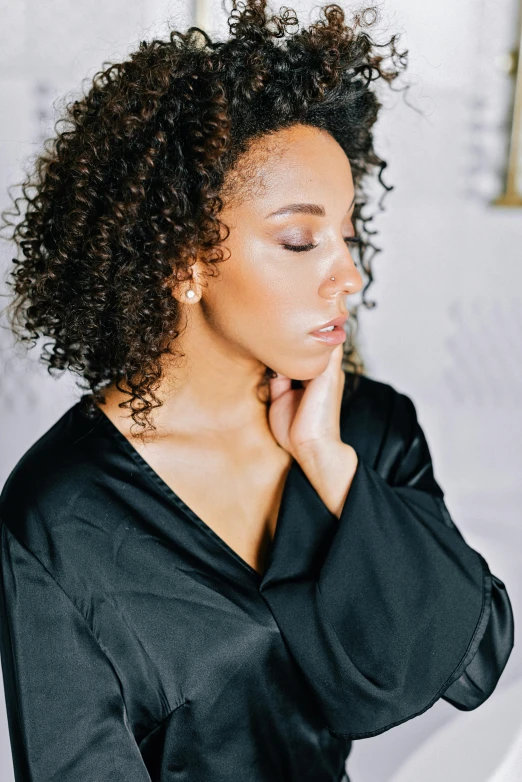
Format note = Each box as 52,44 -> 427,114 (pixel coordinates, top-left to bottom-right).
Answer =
441,573 -> 514,711
0,523 -> 152,781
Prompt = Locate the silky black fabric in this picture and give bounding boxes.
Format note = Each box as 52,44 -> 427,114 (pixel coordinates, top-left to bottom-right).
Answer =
0,374 -> 514,781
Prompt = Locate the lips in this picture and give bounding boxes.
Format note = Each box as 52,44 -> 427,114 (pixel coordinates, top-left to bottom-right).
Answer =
310,314 -> 349,333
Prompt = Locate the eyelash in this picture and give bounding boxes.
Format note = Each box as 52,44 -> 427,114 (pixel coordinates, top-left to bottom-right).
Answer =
282,236 -> 363,253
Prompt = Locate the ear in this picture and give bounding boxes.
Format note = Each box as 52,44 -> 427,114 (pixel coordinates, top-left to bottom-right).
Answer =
170,258 -> 206,304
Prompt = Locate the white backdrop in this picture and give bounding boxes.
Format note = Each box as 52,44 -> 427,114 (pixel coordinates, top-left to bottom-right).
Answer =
0,1 -> 521,780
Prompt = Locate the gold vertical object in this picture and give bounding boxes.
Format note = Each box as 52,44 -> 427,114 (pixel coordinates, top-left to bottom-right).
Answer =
494,0 -> 522,206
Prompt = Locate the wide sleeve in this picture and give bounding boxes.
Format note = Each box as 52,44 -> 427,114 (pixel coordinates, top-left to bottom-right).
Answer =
0,522 -> 152,782
439,570 -> 513,712
258,388 -> 514,740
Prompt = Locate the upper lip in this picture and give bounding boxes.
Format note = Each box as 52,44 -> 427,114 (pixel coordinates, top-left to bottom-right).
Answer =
311,314 -> 349,332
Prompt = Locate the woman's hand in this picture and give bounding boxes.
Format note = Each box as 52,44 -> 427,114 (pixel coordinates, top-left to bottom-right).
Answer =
267,344 -> 358,517
267,343 -> 347,462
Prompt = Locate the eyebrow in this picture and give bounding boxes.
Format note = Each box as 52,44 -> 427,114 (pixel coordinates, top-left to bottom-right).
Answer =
265,193 -> 356,219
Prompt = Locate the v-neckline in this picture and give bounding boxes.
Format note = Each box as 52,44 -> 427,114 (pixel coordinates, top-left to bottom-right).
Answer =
85,402 -> 299,583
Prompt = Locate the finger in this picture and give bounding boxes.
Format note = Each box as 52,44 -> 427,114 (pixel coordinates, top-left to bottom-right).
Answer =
268,373 -> 292,402
320,343 -> 343,378
331,343 -> 345,363
331,344 -> 346,376
323,345 -> 346,396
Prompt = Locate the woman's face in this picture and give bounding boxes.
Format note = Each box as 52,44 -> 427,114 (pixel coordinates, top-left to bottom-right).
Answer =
186,123 -> 364,382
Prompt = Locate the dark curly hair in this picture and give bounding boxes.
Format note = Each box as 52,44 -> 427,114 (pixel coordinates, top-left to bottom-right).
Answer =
1,0 -> 408,439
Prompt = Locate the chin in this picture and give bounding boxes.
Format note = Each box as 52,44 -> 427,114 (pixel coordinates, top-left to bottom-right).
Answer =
267,353 -> 332,382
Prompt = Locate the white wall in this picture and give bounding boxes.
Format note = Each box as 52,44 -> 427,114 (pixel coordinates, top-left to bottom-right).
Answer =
0,1 -> 521,781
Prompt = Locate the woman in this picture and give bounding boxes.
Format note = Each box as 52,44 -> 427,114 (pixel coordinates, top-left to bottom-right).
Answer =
0,2 -> 514,780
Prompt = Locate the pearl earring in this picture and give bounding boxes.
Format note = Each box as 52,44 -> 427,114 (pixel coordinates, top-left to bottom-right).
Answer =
186,290 -> 195,299
330,277 -> 335,281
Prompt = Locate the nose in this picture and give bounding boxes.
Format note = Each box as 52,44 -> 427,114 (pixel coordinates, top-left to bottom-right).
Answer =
322,245 -> 364,299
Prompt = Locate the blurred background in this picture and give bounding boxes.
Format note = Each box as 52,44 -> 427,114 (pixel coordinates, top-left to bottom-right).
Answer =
0,0 -> 521,780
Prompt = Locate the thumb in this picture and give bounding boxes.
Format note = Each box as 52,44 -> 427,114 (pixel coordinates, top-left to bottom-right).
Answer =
268,372 -> 292,403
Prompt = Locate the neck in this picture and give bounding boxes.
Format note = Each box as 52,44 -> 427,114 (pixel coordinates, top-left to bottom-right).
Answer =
102,326 -> 272,441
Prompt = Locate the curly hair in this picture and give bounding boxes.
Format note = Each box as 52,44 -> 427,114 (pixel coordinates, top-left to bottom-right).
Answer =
1,0 -> 408,439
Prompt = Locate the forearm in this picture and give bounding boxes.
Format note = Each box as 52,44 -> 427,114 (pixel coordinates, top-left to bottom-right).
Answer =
296,442 -> 358,519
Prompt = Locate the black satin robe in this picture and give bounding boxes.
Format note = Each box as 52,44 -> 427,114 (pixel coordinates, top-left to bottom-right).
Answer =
0,374 -> 514,781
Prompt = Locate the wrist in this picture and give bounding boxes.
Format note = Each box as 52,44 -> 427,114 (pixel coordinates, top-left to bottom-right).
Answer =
295,441 -> 358,519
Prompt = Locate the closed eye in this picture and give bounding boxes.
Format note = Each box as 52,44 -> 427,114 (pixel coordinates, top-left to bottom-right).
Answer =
282,236 -> 363,253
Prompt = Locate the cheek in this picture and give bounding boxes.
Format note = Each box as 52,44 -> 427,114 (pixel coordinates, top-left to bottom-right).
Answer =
237,266 -> 313,335
207,236 -> 322,344
246,240 -> 318,305
215,240 -> 301,316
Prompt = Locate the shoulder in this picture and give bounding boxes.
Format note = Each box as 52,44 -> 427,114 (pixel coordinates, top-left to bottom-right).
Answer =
341,372 -> 440,490
0,401 -> 113,558
344,370 -> 417,411
341,371 -> 418,446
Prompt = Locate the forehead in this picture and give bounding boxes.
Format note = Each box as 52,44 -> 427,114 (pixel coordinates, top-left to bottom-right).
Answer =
223,125 -> 353,214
